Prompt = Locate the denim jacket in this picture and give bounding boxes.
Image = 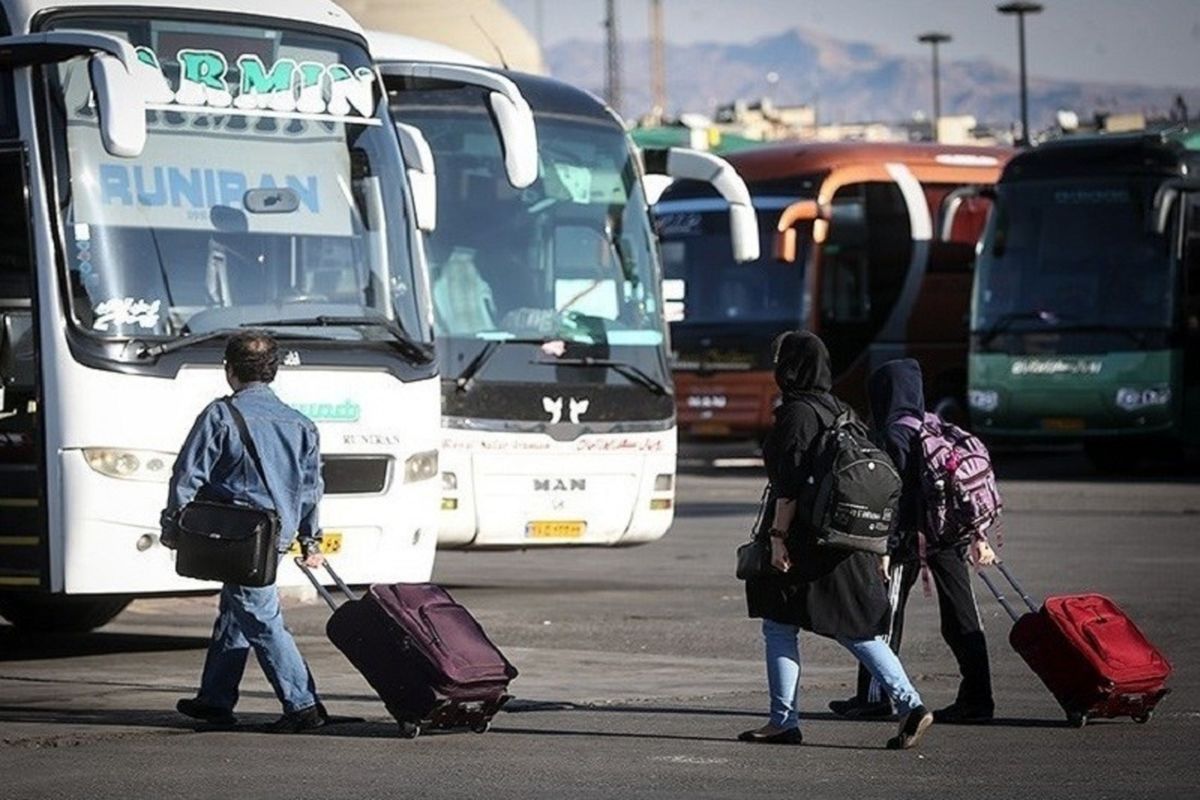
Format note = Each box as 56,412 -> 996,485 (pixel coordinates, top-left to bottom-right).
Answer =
163,383 -> 323,553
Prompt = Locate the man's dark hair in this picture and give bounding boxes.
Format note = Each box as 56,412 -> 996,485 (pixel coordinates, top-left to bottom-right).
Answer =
225,331 -> 279,384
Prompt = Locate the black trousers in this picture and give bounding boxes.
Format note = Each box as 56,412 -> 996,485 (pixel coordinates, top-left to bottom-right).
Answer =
857,544 -> 994,708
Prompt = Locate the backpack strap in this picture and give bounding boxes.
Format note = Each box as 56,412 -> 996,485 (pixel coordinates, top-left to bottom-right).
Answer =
895,414 -> 923,431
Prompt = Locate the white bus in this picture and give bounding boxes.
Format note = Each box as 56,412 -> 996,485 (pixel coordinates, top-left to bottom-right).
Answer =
373,39 -> 759,549
0,0 -> 447,630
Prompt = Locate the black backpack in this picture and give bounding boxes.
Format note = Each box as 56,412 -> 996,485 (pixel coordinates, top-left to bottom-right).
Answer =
797,398 -> 900,555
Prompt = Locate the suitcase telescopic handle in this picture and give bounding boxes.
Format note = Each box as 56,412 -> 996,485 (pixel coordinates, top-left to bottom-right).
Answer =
976,561 -> 1040,623
294,557 -> 356,612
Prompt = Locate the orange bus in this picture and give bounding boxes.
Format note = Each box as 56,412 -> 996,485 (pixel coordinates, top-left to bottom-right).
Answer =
654,142 -> 1010,441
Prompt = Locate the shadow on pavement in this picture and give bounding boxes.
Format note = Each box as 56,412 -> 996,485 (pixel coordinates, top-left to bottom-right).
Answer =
505,700 -> 1069,729
0,629 -> 210,662
0,704 -> 212,732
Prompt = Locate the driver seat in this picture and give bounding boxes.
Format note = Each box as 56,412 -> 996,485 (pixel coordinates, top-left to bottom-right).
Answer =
433,247 -> 497,334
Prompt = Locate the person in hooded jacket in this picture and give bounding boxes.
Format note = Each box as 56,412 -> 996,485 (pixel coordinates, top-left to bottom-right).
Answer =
740,332 -> 933,749
828,358 -> 997,724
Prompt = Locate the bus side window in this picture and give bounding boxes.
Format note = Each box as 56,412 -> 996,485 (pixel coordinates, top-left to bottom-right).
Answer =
1185,195 -> 1200,324
0,149 -> 32,303
0,147 -> 35,412
0,68 -> 15,140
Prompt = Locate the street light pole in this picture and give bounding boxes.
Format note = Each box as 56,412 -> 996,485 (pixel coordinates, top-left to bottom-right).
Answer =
997,2 -> 1043,146
917,32 -> 951,142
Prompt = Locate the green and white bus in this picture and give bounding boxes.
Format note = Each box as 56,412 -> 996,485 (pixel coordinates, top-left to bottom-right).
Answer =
969,132 -> 1200,468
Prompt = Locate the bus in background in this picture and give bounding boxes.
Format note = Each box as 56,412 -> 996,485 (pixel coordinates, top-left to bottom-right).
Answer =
374,40 -> 759,549
0,0 -> 445,630
969,132 -> 1200,470
655,142 -> 1009,443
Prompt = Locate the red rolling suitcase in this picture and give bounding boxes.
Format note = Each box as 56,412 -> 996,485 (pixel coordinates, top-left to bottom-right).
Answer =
298,560 -> 518,738
979,562 -> 1171,727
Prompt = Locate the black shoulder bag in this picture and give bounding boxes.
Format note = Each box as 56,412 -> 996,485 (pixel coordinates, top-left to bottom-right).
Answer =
736,484 -> 774,580
175,398 -> 282,587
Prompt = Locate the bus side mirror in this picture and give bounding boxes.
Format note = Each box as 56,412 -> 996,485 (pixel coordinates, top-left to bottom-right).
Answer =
1152,178 -> 1200,235
89,52 -> 147,158
773,200 -> 822,263
938,185 -> 994,243
643,147 -> 759,262
0,32 -> 147,159
378,63 -> 539,189
394,121 -> 437,232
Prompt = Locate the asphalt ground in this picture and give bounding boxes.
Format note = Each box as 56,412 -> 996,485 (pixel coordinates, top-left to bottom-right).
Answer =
1,450 -> 1198,799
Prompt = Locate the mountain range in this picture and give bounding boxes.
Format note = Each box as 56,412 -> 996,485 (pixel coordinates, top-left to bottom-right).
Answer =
545,27 -> 1199,131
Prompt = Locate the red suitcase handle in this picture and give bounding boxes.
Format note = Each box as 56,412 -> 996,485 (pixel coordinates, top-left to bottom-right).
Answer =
977,561 -> 1040,623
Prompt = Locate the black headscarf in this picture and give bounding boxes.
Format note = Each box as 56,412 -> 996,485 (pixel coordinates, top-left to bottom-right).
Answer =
773,331 -> 833,402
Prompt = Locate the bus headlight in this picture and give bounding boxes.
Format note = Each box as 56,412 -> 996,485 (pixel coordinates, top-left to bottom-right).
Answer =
82,448 -> 173,482
1115,386 -> 1170,412
403,450 -> 439,483
968,390 -> 1000,413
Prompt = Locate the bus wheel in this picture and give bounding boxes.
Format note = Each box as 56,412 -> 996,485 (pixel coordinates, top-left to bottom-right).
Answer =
0,594 -> 132,633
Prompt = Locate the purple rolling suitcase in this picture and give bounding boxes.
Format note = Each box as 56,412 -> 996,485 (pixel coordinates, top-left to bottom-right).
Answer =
298,560 -> 517,738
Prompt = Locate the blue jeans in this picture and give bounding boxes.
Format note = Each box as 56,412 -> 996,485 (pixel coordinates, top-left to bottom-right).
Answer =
197,583 -> 319,715
762,618 -> 923,729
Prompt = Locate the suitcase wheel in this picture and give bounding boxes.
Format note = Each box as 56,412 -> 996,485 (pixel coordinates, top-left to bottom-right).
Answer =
470,720 -> 491,734
1067,712 -> 1087,728
398,721 -> 422,740
1133,711 -> 1152,724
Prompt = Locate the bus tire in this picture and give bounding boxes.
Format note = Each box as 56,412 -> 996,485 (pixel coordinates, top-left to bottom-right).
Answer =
0,594 -> 132,633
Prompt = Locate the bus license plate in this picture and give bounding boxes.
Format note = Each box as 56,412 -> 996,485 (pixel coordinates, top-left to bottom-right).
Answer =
288,531 -> 343,555
526,521 -> 586,539
1041,417 -> 1085,431
691,422 -> 732,436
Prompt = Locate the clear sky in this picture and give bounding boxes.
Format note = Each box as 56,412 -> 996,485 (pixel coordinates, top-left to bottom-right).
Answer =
504,0 -> 1200,87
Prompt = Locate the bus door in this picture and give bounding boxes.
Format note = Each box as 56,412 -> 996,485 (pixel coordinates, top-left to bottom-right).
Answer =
906,183 -> 995,416
1182,194 -> 1200,445
816,180 -> 913,409
0,144 -> 46,590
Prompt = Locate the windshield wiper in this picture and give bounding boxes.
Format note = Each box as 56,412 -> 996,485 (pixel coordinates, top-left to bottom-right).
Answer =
454,337 -> 553,393
976,310 -> 1068,348
532,356 -> 670,396
247,316 -> 434,365
1044,323 -> 1150,348
135,328 -> 325,359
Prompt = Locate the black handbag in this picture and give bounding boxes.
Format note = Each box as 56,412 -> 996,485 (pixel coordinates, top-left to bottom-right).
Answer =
175,398 -> 281,587
736,485 -> 774,581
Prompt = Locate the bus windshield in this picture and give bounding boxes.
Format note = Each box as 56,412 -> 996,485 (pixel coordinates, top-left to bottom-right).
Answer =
45,17 -> 426,344
974,177 -> 1174,336
394,98 -> 665,354
657,208 -> 807,326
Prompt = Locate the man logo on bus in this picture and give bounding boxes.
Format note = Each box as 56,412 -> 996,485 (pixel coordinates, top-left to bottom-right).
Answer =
542,396 -> 590,424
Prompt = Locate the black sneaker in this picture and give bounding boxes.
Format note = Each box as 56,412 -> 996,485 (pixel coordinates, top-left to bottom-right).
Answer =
933,701 -> 995,724
828,697 -> 894,719
176,698 -> 237,727
737,726 -> 803,745
887,705 -> 933,750
264,704 -> 328,734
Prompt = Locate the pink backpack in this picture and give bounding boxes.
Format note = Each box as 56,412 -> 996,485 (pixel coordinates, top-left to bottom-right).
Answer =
897,413 -> 1002,547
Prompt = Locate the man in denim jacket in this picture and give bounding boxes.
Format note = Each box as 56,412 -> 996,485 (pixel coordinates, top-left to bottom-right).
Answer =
162,331 -> 327,733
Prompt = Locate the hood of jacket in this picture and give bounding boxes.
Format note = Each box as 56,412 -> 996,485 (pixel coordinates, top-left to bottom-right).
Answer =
867,358 -> 925,428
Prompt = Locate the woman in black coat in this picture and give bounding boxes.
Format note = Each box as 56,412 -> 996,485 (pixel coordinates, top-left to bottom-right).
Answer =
739,332 -> 933,749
